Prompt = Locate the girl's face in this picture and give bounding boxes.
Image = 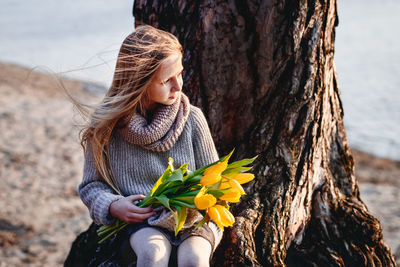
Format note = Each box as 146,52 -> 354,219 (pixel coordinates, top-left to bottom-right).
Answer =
146,53 -> 184,109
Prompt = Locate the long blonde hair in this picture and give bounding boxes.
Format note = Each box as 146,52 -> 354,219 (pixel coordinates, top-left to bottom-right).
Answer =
80,25 -> 182,193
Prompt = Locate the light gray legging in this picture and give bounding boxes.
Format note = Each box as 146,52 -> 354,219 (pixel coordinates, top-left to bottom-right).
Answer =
130,227 -> 212,267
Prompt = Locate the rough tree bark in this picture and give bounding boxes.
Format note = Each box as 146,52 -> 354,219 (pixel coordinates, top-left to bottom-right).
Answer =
133,0 -> 396,266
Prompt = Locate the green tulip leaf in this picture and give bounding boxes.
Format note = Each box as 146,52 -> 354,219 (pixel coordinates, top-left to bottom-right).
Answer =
183,174 -> 202,183
155,195 -> 172,211
207,188 -> 230,198
194,214 -> 210,230
170,199 -> 196,209
174,206 -> 187,236
158,182 -> 183,196
174,189 -> 200,197
172,195 -> 195,203
178,163 -> 189,176
149,165 -> 173,197
165,168 -> 184,183
223,156 -> 257,172
222,166 -> 253,178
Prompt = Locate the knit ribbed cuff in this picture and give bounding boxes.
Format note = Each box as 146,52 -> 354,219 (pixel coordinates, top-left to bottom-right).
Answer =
91,193 -> 124,226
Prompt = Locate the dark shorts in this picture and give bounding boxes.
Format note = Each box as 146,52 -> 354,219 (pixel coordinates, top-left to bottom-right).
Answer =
127,222 -> 216,247
89,223 -> 216,267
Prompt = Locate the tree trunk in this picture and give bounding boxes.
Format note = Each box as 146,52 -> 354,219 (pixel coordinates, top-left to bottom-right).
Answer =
133,0 -> 396,266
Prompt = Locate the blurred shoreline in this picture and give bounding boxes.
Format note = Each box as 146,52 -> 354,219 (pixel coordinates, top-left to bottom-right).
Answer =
353,150 -> 400,187
0,62 -> 398,266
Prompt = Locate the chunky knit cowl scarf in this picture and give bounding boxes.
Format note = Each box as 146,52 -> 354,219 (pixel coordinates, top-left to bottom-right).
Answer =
119,93 -> 190,152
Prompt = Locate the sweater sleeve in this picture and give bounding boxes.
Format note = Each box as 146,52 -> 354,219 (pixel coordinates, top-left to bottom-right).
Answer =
78,147 -> 124,226
190,106 -> 219,169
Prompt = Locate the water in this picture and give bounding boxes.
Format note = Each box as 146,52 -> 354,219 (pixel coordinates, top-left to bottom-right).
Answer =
335,0 -> 400,160
0,0 -> 399,160
0,0 -> 134,85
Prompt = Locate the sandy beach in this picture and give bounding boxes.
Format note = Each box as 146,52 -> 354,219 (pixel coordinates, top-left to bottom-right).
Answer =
0,62 -> 398,266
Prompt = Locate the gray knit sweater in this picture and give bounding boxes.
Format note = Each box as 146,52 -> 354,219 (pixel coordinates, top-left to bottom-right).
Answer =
78,99 -> 219,227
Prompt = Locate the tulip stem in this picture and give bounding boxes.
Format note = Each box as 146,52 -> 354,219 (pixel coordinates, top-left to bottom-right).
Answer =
98,223 -> 128,244
97,223 -> 120,236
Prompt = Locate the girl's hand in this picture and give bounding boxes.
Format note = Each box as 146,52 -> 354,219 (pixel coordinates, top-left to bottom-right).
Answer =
109,195 -> 155,224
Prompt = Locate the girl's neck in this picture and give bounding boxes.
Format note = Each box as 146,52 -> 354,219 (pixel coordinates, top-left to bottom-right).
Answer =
142,102 -> 161,122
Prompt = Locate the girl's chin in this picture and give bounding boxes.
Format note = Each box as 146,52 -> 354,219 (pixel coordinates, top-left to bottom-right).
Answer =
159,98 -> 177,106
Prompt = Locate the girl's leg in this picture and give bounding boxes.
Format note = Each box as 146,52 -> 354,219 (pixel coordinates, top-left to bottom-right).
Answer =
177,236 -> 212,267
129,227 -> 172,267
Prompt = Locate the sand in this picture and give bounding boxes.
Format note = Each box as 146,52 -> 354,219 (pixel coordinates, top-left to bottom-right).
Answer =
0,62 -> 398,266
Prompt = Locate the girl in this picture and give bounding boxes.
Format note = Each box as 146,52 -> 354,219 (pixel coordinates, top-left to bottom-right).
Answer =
78,25 -> 222,266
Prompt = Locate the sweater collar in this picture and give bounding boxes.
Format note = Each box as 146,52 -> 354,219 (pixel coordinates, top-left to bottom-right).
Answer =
118,92 -> 190,152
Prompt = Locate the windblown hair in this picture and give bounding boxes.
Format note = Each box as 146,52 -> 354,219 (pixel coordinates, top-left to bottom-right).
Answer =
80,25 -> 182,193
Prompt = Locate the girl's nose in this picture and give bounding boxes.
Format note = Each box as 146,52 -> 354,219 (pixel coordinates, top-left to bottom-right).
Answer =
171,78 -> 182,92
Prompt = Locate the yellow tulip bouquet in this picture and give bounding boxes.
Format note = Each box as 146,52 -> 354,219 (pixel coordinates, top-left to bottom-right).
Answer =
97,150 -> 256,244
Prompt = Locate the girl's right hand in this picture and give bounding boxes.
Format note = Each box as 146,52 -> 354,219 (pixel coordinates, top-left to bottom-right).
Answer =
109,195 -> 155,224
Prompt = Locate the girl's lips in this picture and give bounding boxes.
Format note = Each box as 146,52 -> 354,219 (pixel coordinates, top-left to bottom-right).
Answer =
169,92 -> 180,100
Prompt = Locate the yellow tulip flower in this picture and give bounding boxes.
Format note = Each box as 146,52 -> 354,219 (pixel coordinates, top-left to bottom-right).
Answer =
204,161 -> 228,175
208,206 -> 224,230
200,173 -> 222,186
194,193 -> 217,210
233,173 -> 255,184
228,179 -> 246,195
219,181 -> 230,190
219,188 -> 241,203
214,205 -> 235,227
